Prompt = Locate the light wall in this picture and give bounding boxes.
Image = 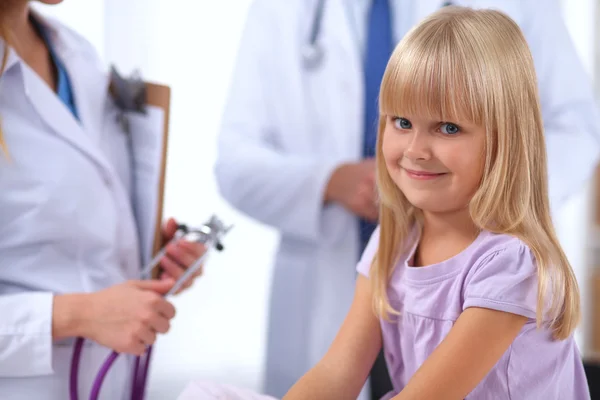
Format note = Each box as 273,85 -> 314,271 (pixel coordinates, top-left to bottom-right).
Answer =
555,0 -> 597,355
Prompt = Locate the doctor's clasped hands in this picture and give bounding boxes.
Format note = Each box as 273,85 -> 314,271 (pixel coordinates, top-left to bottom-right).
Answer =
52,217 -> 206,356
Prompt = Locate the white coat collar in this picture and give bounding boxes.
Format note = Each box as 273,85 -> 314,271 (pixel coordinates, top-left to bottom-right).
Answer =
320,0 -> 363,158
0,10 -> 115,177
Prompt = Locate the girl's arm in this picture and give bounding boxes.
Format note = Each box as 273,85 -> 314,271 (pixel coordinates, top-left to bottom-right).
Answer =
393,308 -> 527,400
283,275 -> 382,400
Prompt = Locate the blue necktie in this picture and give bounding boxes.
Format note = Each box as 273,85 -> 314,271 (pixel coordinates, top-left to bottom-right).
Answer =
360,0 -> 393,251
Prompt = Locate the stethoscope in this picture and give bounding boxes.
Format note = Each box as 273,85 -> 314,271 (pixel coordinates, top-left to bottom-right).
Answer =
69,215 -> 232,400
301,0 -> 455,70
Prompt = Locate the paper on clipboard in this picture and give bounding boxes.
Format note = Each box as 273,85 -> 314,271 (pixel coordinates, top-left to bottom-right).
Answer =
126,83 -> 171,276
177,380 -> 278,400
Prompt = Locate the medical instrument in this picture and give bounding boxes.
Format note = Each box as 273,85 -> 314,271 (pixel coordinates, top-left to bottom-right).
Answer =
302,0 -> 326,69
69,215 -> 233,400
109,65 -> 147,134
302,0 -> 454,70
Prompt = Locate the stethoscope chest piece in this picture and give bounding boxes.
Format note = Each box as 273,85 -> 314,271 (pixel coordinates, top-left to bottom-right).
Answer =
302,42 -> 324,70
302,0 -> 327,70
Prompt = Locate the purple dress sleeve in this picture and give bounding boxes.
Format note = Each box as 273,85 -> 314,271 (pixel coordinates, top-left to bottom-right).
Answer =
463,243 -> 538,319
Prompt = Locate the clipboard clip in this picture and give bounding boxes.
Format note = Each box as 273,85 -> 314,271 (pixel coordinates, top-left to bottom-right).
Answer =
109,65 -> 148,134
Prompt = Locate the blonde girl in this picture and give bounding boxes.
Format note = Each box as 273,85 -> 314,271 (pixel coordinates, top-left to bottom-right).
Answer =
284,6 -> 589,400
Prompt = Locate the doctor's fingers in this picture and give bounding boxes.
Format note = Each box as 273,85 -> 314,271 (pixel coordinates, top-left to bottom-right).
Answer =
138,289 -> 177,320
166,241 -> 206,267
161,217 -> 179,242
160,260 -> 204,289
150,314 -> 172,334
358,182 -> 379,206
122,339 -> 146,356
162,242 -> 202,273
135,325 -> 157,347
356,159 -> 377,177
159,260 -> 203,294
151,296 -> 177,320
160,271 -> 198,295
136,310 -> 171,341
160,255 -> 186,280
361,204 -> 379,222
358,176 -> 378,195
177,240 -> 206,257
356,195 -> 378,221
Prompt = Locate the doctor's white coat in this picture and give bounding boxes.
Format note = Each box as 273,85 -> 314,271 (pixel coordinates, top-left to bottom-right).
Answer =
0,15 -> 141,400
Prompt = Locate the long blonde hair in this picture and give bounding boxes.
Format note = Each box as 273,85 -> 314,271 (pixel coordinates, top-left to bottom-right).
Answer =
372,6 -> 579,340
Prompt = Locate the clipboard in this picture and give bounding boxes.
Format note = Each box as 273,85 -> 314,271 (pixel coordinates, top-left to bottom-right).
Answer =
591,165 -> 600,359
126,81 -> 172,280
145,82 -> 171,279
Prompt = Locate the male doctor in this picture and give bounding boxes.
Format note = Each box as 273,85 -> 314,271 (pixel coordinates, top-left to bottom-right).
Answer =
215,0 -> 600,398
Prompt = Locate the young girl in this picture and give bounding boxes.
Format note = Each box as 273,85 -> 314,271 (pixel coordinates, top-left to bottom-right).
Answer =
283,6 -> 590,400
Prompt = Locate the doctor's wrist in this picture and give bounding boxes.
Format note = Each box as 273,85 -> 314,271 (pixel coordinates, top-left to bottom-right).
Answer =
324,164 -> 345,204
52,293 -> 89,341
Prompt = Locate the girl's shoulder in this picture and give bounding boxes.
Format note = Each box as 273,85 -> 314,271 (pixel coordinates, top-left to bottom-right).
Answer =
463,231 -> 539,320
470,230 -> 536,277
358,226 -> 547,320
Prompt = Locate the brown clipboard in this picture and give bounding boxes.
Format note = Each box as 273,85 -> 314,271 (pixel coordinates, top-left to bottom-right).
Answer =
592,167 -> 600,357
590,165 -> 600,359
144,82 -> 171,279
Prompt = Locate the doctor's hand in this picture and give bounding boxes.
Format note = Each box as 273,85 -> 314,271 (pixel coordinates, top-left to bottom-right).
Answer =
324,159 -> 379,222
159,217 -> 207,294
76,280 -> 176,355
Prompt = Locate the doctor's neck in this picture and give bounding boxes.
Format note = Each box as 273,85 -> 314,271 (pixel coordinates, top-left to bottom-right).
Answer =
1,1 -> 45,59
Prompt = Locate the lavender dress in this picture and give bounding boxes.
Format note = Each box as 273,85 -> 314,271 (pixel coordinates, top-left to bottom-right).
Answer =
357,227 -> 590,400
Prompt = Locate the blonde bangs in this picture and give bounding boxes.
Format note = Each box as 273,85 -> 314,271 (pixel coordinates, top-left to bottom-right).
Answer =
379,20 -> 486,127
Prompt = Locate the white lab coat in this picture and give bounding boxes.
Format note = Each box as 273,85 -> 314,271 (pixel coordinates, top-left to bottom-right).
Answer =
215,0 -> 600,398
0,15 -> 141,400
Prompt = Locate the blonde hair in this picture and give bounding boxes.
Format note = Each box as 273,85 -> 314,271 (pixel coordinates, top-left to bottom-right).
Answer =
372,6 -> 579,340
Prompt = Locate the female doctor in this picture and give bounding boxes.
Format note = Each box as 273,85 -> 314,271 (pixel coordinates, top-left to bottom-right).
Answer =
0,1 -> 204,399
215,0 -> 600,399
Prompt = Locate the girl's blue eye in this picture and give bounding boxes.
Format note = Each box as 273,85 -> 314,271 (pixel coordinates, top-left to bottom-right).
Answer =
394,117 -> 412,129
440,123 -> 460,135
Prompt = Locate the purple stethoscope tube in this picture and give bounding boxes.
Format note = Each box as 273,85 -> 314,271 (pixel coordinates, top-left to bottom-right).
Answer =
68,216 -> 231,400
69,337 -> 154,400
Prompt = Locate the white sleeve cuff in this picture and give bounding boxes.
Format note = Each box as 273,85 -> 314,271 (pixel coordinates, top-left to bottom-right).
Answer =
0,292 -> 54,377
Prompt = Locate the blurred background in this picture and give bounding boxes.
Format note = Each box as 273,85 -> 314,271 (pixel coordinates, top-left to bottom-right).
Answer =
32,0 -> 600,398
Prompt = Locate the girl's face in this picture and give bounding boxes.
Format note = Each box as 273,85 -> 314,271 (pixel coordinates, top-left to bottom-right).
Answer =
381,114 -> 485,214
